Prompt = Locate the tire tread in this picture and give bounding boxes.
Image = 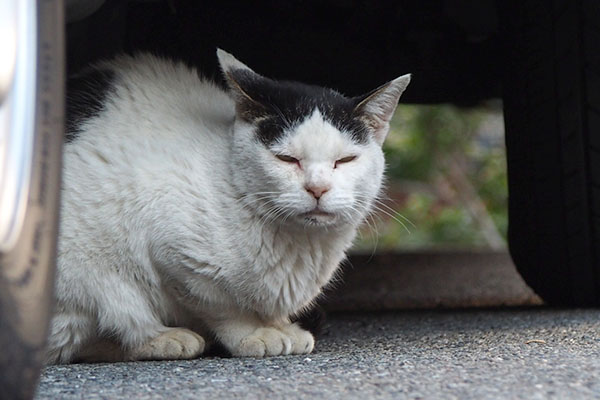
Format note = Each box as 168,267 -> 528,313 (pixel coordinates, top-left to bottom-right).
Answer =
502,0 -> 600,305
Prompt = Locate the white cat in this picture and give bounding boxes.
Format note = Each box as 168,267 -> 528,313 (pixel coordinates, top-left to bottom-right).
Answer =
46,49 -> 410,363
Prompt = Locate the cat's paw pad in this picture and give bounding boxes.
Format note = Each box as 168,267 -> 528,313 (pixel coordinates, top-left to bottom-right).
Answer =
281,323 -> 315,354
130,328 -> 205,361
234,327 -> 293,357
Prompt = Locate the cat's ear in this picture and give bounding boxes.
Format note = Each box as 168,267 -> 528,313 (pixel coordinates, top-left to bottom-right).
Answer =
354,74 -> 411,146
216,48 -> 268,122
216,48 -> 256,76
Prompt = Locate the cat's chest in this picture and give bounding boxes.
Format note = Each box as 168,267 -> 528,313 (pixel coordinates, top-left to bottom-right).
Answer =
245,228 -> 348,317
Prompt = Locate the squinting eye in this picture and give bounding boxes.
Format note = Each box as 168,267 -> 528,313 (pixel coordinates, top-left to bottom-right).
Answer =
276,154 -> 299,164
335,155 -> 357,168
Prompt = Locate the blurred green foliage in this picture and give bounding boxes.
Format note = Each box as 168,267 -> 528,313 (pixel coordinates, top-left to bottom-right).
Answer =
354,104 -> 508,251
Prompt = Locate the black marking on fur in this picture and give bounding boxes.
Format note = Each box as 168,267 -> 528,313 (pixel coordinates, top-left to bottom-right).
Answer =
229,69 -> 370,146
66,68 -> 116,143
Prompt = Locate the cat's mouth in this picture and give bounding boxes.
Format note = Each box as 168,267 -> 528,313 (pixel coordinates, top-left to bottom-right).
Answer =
305,210 -> 332,217
300,208 -> 336,224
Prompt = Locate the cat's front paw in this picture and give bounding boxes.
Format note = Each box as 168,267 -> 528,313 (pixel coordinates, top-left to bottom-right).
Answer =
281,323 -> 315,354
129,328 -> 205,361
232,324 -> 314,357
235,327 -> 292,357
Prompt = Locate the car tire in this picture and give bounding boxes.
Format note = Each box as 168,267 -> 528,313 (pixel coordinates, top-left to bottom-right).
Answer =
501,0 -> 600,306
0,1 -> 64,398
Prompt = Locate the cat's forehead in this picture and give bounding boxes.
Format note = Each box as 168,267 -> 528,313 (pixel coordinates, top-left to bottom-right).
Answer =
231,70 -> 370,146
270,109 -> 360,158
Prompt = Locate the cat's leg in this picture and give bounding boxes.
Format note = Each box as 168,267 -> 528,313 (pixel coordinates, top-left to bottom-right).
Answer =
45,307 -> 206,363
90,280 -> 206,361
51,277 -> 204,362
75,330 -> 206,362
45,310 -> 96,364
206,311 -> 314,357
48,323 -> 206,363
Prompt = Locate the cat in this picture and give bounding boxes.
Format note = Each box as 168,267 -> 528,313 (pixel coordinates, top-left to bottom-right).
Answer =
46,49 -> 410,363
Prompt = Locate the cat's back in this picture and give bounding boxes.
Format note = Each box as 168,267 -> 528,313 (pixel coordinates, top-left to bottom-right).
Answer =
66,53 -> 235,150
61,54 -> 236,237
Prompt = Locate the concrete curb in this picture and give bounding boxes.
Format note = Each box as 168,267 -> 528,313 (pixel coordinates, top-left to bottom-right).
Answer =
324,251 -> 542,311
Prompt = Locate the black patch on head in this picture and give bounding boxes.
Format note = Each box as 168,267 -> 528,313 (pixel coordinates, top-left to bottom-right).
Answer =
228,69 -> 370,146
66,68 -> 116,143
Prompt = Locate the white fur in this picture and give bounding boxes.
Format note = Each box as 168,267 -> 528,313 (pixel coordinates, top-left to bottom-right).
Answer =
47,52 -> 407,363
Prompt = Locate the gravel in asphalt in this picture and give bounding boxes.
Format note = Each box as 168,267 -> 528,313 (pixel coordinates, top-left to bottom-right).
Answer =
37,309 -> 600,399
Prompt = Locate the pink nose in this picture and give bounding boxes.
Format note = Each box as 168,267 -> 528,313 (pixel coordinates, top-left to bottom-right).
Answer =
305,185 -> 330,199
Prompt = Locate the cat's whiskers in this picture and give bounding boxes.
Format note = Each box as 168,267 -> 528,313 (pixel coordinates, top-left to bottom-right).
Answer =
245,200 -> 282,228
239,191 -> 280,199
255,204 -> 284,230
372,198 -> 416,228
356,193 -> 416,226
340,201 -> 380,247
238,193 -> 295,222
253,196 -> 303,231
362,212 -> 381,256
237,192 -> 280,206
279,208 -> 298,227
240,196 -> 278,209
363,195 -> 413,226
240,191 -> 315,233
353,195 -> 412,234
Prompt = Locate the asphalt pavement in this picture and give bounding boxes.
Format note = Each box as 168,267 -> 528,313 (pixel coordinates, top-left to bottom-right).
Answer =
37,308 -> 600,399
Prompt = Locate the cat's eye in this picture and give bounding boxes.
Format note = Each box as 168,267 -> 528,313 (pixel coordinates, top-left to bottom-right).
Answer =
335,155 -> 357,168
276,154 -> 299,164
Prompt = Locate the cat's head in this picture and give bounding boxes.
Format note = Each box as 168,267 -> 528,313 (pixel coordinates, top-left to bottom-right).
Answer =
217,49 -> 410,229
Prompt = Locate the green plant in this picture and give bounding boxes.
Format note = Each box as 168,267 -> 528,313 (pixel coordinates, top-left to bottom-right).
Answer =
354,104 -> 507,251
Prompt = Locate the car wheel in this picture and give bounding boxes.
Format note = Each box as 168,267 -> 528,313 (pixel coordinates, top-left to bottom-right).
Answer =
0,0 -> 64,398
501,0 -> 600,306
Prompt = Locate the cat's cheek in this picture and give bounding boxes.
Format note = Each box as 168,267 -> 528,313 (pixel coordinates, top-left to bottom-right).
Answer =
278,168 -> 305,192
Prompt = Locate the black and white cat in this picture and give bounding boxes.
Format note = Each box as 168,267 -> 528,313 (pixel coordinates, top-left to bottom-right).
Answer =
46,49 -> 410,363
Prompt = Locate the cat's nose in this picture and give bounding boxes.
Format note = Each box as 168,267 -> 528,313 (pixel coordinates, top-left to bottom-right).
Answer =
305,184 -> 330,200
